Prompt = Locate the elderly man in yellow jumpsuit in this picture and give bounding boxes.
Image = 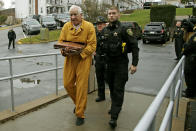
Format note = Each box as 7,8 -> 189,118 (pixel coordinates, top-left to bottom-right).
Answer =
58,5 -> 96,126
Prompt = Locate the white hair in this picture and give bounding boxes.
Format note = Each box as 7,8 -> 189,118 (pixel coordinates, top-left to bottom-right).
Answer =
69,5 -> 82,14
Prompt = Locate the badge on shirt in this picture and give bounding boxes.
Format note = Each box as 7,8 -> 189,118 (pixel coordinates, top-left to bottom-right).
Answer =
127,29 -> 133,36
193,37 -> 196,42
114,32 -> 118,36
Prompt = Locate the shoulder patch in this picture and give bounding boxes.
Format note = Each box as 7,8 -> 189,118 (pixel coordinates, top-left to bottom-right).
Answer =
127,29 -> 133,36
193,37 -> 196,42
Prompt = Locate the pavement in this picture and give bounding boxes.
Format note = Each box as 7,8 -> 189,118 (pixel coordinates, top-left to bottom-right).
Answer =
0,88 -> 189,131
184,99 -> 196,131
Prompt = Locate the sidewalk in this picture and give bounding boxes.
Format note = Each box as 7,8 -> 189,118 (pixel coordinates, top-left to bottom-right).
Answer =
0,24 -> 21,31
0,90 -> 169,131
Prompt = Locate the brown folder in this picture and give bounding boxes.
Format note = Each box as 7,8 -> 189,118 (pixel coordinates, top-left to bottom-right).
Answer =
54,41 -> 86,55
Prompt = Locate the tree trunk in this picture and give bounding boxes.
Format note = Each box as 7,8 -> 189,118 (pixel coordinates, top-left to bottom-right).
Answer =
112,0 -> 115,5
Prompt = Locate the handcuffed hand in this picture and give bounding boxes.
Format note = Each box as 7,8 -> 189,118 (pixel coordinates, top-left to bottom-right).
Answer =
60,49 -> 69,57
60,48 -> 81,57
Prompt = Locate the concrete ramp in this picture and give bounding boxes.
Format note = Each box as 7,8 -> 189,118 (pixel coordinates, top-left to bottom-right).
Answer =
0,90 -> 171,131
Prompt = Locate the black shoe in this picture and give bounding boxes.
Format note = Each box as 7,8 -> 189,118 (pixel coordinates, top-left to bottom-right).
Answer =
95,97 -> 105,102
108,109 -> 111,114
109,119 -> 117,129
76,117 -> 84,126
73,107 -> 75,113
182,90 -> 195,98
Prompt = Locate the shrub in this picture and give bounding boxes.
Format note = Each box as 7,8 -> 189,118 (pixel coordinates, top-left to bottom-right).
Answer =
150,5 -> 176,28
0,15 -> 7,24
192,7 -> 196,16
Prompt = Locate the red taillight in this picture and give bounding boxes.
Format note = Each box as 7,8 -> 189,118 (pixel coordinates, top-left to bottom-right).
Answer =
161,30 -> 164,33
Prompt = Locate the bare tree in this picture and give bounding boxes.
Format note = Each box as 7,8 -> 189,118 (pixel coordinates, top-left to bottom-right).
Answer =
81,0 -> 110,23
112,0 -> 115,5
0,0 -> 4,8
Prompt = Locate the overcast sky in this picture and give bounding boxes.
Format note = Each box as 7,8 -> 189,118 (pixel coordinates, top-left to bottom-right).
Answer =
2,0 -> 14,9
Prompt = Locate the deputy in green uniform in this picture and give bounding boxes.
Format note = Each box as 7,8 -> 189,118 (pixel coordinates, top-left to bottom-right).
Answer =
181,17 -> 196,98
94,16 -> 107,102
102,6 -> 139,128
172,21 -> 184,60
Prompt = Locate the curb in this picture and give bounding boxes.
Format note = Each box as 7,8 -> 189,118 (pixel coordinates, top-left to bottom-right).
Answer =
0,90 -> 68,124
17,40 -> 57,45
0,24 -> 21,31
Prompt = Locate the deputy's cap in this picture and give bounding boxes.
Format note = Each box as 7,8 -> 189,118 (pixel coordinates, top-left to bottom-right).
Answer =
96,16 -> 107,24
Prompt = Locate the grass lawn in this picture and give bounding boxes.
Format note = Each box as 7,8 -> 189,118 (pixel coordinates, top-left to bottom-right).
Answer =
176,8 -> 192,16
18,29 -> 61,44
120,8 -> 192,29
120,9 -> 150,29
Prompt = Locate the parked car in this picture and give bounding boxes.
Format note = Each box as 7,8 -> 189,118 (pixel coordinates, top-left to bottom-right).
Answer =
55,13 -> 70,27
143,2 -> 158,9
142,22 -> 170,44
22,19 -> 41,35
39,16 -> 57,30
185,2 -> 195,8
121,21 -> 142,40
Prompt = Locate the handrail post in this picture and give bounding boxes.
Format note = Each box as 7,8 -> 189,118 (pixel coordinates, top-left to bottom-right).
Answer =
175,63 -> 183,117
175,82 -> 180,118
168,83 -> 175,131
9,59 -> 15,112
55,54 -> 58,96
180,58 -> 185,97
148,116 -> 156,131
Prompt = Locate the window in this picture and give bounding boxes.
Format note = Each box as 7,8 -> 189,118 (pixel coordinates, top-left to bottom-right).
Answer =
29,7 -> 31,13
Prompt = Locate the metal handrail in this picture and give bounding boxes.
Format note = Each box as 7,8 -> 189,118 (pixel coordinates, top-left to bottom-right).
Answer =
0,52 -> 63,112
134,55 -> 185,131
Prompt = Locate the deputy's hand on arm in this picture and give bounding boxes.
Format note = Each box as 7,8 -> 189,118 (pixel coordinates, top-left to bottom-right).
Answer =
129,65 -> 137,74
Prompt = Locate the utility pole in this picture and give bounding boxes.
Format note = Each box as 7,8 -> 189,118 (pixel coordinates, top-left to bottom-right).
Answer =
35,0 -> 38,15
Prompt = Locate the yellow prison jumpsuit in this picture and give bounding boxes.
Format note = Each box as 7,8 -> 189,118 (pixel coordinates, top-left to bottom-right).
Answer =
58,19 -> 96,118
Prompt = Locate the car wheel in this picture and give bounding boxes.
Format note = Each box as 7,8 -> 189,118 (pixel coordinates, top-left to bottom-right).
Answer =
161,39 -> 166,44
167,37 -> 170,41
167,32 -> 170,41
143,39 -> 147,44
26,30 -> 30,35
137,36 -> 142,40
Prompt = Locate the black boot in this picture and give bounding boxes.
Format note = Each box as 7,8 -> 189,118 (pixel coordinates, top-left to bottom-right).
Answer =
182,90 -> 195,98
109,119 -> 117,129
95,97 -> 105,102
108,109 -> 111,114
76,117 -> 84,126
73,107 -> 75,113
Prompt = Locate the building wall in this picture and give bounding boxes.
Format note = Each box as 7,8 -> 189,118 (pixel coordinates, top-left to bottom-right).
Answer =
39,0 -> 47,16
15,0 -> 29,18
63,0 -> 83,12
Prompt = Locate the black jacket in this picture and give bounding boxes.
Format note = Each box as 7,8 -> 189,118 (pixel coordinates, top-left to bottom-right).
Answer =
8,30 -> 16,40
102,20 -> 139,66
